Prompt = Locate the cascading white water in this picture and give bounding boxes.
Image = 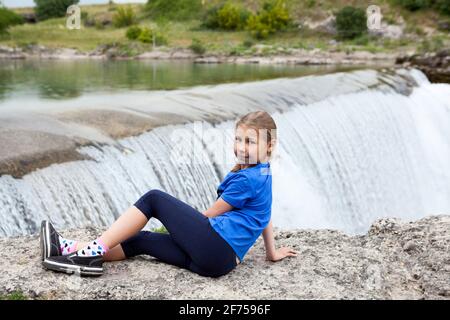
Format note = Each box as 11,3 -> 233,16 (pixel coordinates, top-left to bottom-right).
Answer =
0,68 -> 449,237
270,81 -> 450,233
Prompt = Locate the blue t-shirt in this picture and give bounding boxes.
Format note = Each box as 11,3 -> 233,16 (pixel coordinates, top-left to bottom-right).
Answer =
208,162 -> 272,263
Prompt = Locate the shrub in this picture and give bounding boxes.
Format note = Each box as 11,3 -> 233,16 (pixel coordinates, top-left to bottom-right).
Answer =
246,0 -> 291,39
0,7 -> 24,34
393,0 -> 431,11
204,2 -> 250,30
137,27 -> 168,45
261,0 -> 291,30
34,0 -> 79,21
246,14 -> 271,39
434,0 -> 450,15
113,6 -> 136,28
306,0 -> 316,8
137,27 -> 152,43
189,37 -> 206,54
126,25 -> 142,40
335,6 -> 367,40
145,0 -> 203,21
202,5 -> 221,29
394,0 -> 450,15
242,39 -> 254,48
84,12 -> 113,28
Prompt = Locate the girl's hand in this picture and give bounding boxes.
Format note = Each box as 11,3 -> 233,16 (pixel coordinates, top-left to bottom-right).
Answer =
267,247 -> 298,262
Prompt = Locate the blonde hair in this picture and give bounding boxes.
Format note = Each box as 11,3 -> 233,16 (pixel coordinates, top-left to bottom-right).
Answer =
230,111 -> 277,172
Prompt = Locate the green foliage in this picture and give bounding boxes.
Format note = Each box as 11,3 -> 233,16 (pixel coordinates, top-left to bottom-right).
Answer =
393,0 -> 432,11
418,35 -> 445,53
113,6 -> 136,28
350,34 -> 370,45
152,226 -> 169,234
217,2 -> 250,30
145,0 -> 203,21
393,0 -> 450,15
306,0 -> 316,8
242,39 -> 254,48
137,27 -> 151,42
0,291 -> 27,300
434,0 -> 450,15
189,37 -> 206,54
335,6 -> 367,40
0,7 -> 24,34
95,20 -> 105,29
246,0 -> 291,39
126,25 -> 142,40
203,2 -> 250,31
202,5 -> 221,29
34,0 -> 79,21
137,27 -> 168,45
80,11 -> 88,22
246,14 -> 270,39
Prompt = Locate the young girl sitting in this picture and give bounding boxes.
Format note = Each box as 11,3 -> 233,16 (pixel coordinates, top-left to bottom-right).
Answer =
40,110 -> 298,278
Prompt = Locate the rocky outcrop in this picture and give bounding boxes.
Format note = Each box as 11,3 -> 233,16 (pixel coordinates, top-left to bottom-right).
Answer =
19,12 -> 37,24
300,15 -> 337,36
0,215 -> 449,300
396,49 -> 450,83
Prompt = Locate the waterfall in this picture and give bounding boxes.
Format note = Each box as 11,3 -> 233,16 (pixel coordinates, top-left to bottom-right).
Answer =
0,68 -> 449,237
271,80 -> 450,233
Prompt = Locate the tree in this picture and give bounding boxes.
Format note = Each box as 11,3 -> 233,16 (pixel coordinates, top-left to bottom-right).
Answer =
0,7 -> 24,34
34,0 -> 79,21
336,6 -> 367,40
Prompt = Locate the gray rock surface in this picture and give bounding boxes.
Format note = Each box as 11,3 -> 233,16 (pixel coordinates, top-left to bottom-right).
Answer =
397,49 -> 450,83
0,215 -> 449,300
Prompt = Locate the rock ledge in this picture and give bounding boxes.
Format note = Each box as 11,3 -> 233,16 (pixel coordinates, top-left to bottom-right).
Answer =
0,215 -> 449,299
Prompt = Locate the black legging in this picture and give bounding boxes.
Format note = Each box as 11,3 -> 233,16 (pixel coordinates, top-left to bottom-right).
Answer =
120,189 -> 238,278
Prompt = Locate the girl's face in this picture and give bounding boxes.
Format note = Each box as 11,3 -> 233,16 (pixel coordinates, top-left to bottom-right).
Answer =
234,125 -> 271,165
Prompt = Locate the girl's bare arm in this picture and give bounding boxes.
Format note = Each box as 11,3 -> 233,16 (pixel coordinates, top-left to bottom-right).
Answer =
202,198 -> 233,218
262,219 -> 277,260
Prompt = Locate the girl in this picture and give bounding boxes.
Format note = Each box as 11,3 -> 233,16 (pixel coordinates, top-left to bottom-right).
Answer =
40,111 -> 298,278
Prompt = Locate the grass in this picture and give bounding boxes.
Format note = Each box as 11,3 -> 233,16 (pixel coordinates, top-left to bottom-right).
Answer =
2,18 -> 129,51
1,1 -> 449,55
0,291 -> 27,300
153,226 -> 169,234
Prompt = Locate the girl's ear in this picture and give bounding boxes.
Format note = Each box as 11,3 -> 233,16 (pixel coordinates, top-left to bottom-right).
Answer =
269,139 -> 277,151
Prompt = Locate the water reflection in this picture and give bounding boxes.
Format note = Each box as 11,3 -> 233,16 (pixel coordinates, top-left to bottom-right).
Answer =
0,59 -> 370,102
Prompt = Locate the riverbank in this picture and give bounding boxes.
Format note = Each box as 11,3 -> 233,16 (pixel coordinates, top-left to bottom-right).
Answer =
0,215 -> 449,299
2,2 -> 449,75
0,43 -> 399,65
4,1 -> 449,60
2,42 -> 449,81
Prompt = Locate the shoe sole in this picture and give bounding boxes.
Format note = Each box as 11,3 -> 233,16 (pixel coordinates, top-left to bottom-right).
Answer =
42,259 -> 103,277
40,220 -> 51,262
